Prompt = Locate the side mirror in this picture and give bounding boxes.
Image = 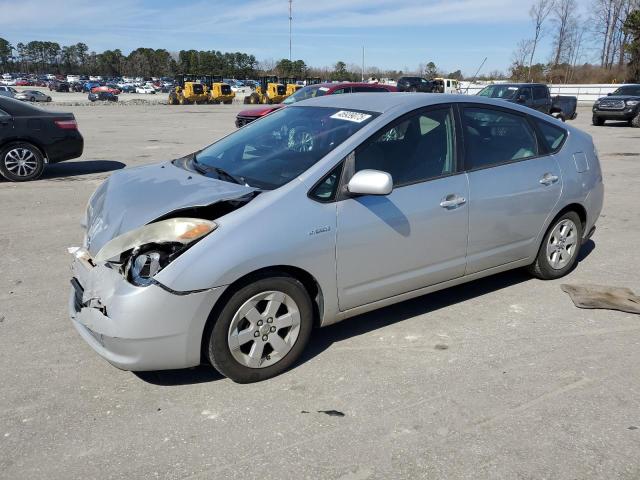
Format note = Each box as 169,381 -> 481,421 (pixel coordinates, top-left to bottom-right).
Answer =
607,92 -> 612,96
347,169 -> 393,196
517,95 -> 526,103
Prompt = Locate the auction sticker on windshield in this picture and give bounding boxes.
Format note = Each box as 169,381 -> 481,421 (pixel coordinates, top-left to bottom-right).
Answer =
330,110 -> 372,123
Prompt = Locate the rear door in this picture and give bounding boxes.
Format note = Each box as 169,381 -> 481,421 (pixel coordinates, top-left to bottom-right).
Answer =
461,104 -> 562,273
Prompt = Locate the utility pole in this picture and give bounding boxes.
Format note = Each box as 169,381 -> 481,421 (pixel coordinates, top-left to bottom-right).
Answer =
289,0 -> 293,62
362,46 -> 365,82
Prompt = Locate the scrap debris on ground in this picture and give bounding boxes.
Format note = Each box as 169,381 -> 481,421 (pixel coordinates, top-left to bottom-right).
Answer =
561,284 -> 640,315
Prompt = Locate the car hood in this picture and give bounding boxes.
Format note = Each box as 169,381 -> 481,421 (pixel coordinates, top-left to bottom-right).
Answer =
598,95 -> 640,101
238,105 -> 282,117
85,160 -> 257,255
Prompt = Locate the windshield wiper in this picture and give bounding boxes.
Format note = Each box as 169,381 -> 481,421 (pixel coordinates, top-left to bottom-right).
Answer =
192,156 -> 246,186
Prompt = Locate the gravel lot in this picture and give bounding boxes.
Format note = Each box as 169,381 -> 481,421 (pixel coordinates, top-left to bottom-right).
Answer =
1,104 -> 639,480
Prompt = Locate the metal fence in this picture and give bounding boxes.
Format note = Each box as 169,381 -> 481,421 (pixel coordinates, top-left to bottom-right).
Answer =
460,83 -> 624,104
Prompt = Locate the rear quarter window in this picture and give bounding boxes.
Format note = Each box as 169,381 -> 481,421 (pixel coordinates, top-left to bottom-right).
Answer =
534,119 -> 567,153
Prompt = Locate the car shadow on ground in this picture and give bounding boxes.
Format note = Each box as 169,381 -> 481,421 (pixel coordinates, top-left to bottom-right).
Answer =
135,241 -> 596,386
39,160 -> 126,180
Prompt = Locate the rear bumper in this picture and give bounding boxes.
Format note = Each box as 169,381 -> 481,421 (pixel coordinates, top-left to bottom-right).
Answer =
46,133 -> 84,163
69,252 -> 225,371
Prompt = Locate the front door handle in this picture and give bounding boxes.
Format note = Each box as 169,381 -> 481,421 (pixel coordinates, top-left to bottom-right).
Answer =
539,173 -> 559,186
440,194 -> 466,209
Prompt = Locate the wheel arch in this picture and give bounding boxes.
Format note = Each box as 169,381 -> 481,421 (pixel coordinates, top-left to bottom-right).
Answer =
554,202 -> 587,231
200,265 -> 324,363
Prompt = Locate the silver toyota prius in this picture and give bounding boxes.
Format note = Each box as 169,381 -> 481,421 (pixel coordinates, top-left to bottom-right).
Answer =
70,93 -> 603,383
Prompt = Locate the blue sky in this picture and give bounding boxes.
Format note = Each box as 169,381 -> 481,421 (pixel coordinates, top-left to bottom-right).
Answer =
0,0 -> 590,75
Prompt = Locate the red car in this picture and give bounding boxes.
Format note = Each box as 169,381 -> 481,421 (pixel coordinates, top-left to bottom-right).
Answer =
91,85 -> 121,95
235,82 -> 397,127
15,79 -> 32,87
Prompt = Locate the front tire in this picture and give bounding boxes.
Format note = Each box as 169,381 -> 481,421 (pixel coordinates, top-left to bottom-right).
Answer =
207,275 -> 313,383
0,143 -> 45,182
527,211 -> 583,280
631,113 -> 640,128
592,115 -> 605,126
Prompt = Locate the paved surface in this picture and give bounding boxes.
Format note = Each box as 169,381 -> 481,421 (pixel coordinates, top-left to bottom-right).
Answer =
1,105 -> 639,480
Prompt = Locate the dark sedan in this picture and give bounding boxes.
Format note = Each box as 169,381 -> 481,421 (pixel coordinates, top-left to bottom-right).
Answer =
0,96 -> 84,181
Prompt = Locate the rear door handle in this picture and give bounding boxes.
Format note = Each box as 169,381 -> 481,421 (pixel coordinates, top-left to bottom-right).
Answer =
440,194 -> 466,209
539,173 -> 559,186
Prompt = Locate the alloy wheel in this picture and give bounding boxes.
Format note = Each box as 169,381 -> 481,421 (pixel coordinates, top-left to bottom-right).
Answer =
545,219 -> 578,270
227,290 -> 301,369
4,148 -> 39,178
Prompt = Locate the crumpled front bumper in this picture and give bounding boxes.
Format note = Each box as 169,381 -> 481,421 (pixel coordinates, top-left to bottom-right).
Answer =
69,249 -> 225,371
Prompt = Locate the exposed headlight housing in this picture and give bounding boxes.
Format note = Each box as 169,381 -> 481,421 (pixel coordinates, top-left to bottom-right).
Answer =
95,217 -> 217,263
128,250 -> 167,286
94,218 -> 216,286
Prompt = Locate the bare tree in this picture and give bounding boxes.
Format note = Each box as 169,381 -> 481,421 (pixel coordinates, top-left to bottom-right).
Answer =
511,39 -> 534,80
551,0 -> 576,66
527,0 -> 555,80
591,0 -> 640,68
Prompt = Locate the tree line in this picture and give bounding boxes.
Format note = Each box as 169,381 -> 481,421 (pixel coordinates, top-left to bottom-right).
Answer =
0,38 -> 259,79
511,0 -> 640,83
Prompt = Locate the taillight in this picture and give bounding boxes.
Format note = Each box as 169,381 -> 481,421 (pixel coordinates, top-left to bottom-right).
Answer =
54,119 -> 78,130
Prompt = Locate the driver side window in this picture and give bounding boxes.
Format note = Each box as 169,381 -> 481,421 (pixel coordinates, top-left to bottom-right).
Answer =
355,107 -> 456,187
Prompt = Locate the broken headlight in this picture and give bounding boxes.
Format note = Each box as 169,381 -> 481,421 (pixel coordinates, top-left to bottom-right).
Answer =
128,249 -> 169,287
94,218 -> 217,286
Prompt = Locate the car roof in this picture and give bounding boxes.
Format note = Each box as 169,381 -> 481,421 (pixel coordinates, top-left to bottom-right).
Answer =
493,83 -> 546,87
292,92 -> 562,117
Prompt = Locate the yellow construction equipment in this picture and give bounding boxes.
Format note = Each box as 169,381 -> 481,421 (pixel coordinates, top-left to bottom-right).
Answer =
207,75 -> 235,104
168,74 -> 209,105
244,76 -> 286,104
283,78 -> 302,97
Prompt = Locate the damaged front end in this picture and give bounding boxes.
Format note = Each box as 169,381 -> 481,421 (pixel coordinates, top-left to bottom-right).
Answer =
68,160 -> 258,371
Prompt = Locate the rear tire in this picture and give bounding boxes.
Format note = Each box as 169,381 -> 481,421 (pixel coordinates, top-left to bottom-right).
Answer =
592,115 -> 605,126
206,275 -> 313,383
0,142 -> 45,182
527,211 -> 583,280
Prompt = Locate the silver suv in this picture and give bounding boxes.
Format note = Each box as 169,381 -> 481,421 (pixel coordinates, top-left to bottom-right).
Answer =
70,93 -> 604,382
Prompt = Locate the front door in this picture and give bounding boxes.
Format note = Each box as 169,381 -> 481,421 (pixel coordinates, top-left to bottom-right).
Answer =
336,106 -> 469,311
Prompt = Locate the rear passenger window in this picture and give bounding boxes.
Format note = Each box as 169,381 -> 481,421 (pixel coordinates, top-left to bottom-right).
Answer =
535,119 -> 567,153
462,107 -> 538,169
355,87 -> 388,93
533,86 -> 547,100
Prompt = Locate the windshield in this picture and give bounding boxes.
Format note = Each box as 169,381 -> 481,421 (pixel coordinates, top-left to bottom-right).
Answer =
282,85 -> 330,104
611,85 -> 640,96
194,106 -> 378,190
477,85 -> 519,99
